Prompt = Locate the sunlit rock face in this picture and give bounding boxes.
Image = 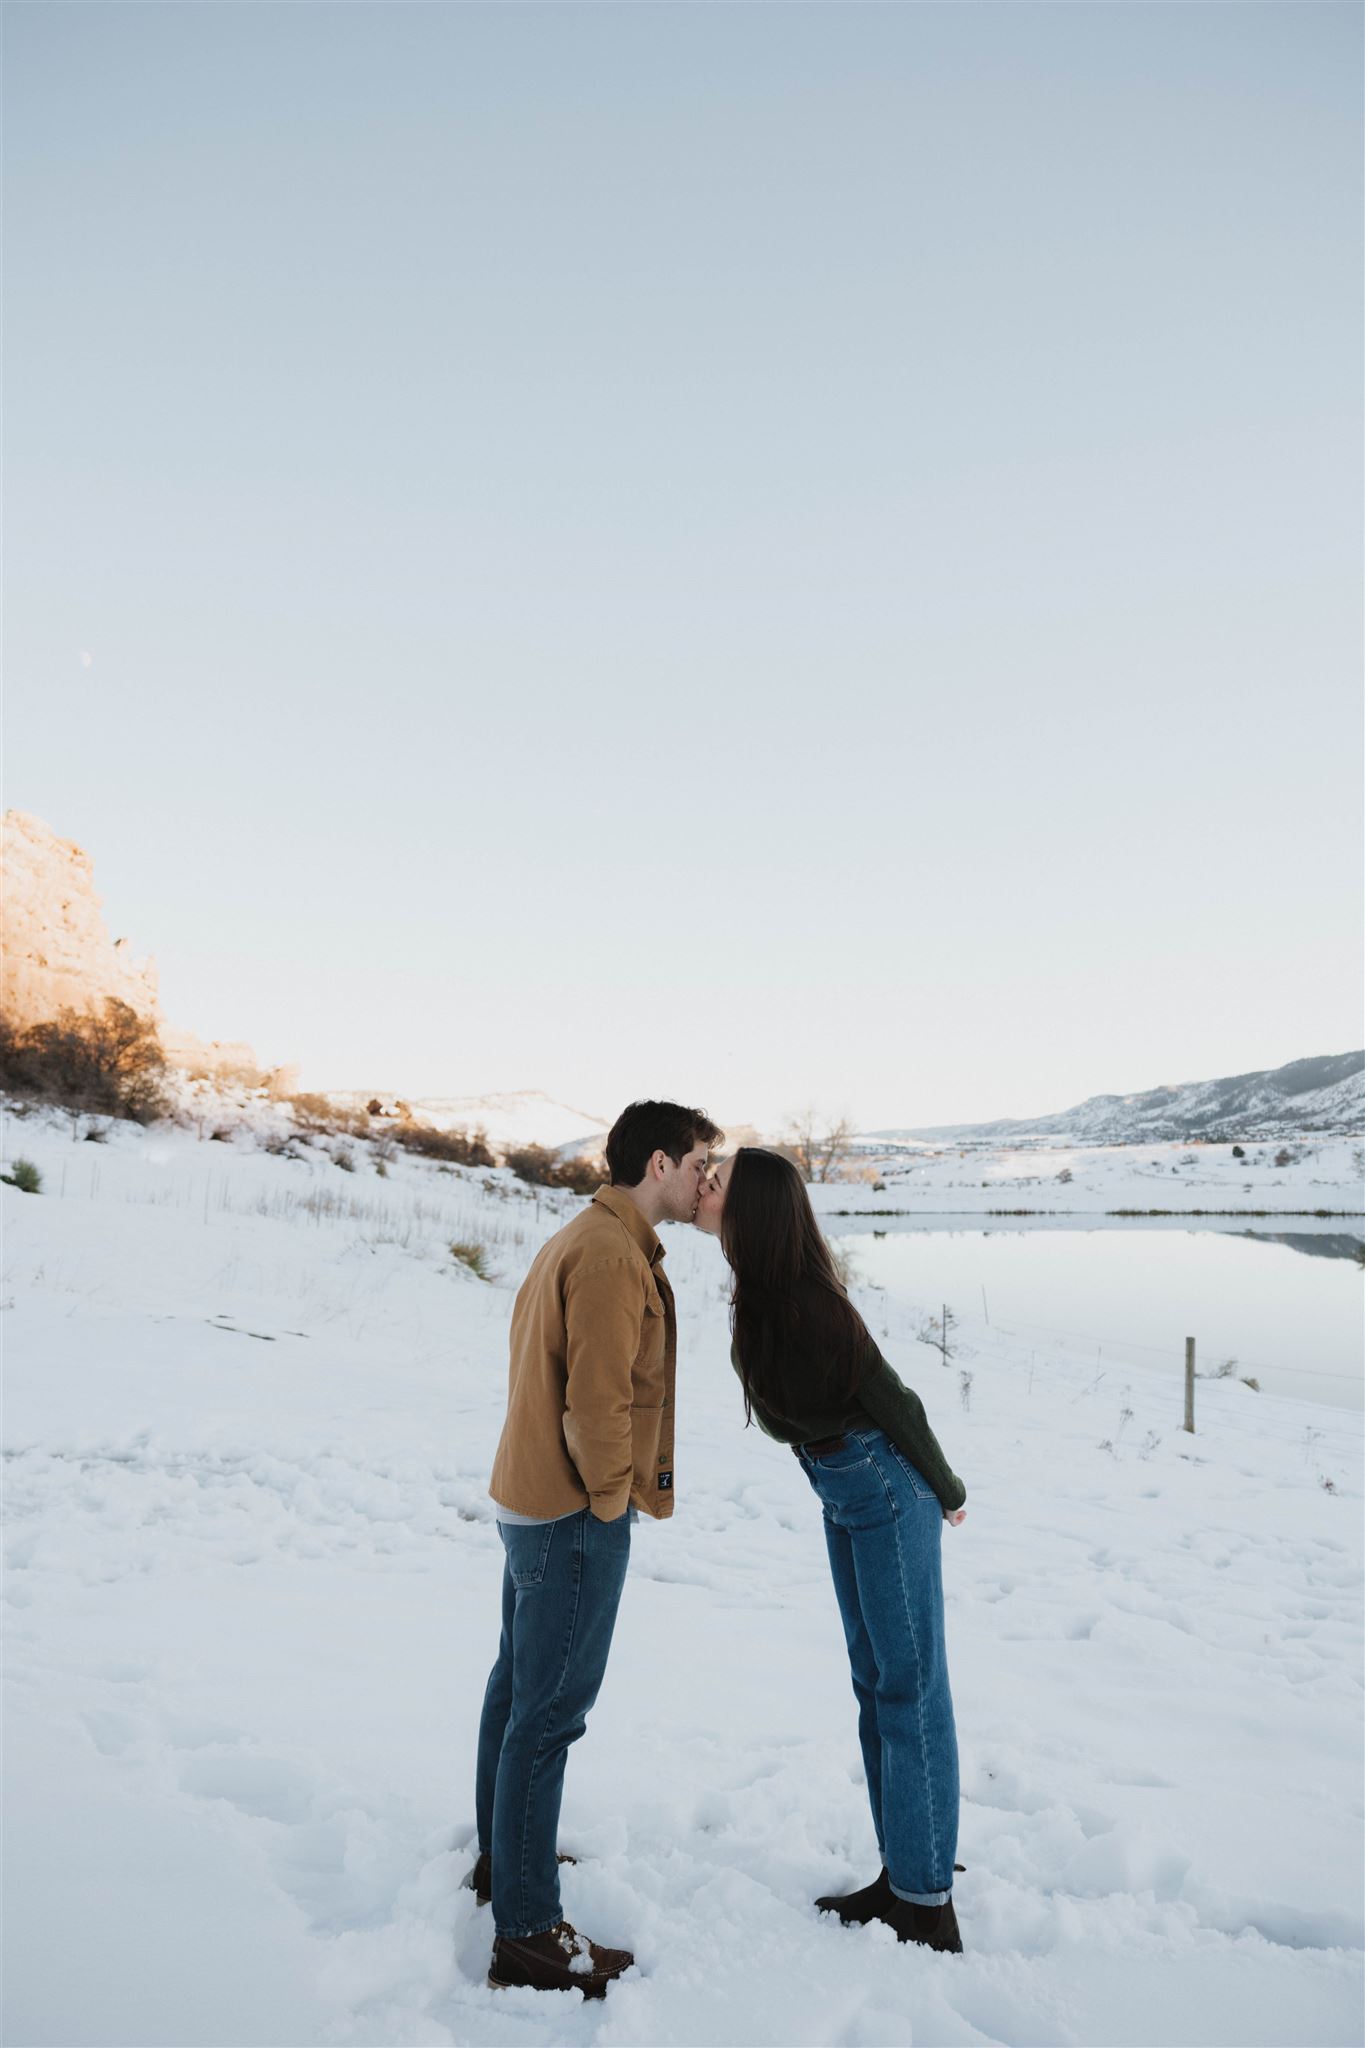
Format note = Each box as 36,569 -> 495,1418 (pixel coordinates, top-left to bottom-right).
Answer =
1,810 -> 161,1028
0,810 -> 261,1079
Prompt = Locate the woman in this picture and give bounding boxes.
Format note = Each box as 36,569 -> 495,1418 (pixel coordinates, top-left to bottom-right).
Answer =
694,1147 -> 967,1955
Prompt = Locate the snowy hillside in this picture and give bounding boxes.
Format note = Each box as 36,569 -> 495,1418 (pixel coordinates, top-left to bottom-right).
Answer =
869,1052 -> 1365,1146
3,1106 -> 1362,2048
328,1089 -> 608,1154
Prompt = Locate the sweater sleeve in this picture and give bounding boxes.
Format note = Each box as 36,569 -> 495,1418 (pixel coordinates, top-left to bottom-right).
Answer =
857,1347 -> 967,1512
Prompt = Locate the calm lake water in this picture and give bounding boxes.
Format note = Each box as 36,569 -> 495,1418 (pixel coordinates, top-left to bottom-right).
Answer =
831,1217 -> 1364,1412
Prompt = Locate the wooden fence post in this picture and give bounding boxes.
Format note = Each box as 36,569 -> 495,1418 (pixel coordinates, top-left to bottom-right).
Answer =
1184,1337 -> 1196,1433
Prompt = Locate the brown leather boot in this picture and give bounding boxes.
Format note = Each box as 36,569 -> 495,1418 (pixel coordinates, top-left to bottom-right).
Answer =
877,1893 -> 964,1953
488,1920 -> 634,1998
464,1849 -> 577,1910
815,1868 -> 893,1924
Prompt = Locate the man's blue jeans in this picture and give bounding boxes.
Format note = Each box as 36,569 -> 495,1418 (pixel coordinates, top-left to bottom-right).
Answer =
474,1508 -> 631,1937
796,1428 -> 959,1904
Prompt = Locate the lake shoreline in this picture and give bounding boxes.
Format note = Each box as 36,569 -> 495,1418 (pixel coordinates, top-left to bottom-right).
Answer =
824,1204 -> 1363,1216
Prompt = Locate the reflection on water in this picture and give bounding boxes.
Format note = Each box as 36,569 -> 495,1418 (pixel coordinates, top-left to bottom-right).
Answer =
1239,1231 -> 1365,1263
832,1218 -> 1364,1411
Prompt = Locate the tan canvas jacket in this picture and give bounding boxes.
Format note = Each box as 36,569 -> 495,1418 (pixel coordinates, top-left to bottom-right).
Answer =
488,1185 -> 677,1523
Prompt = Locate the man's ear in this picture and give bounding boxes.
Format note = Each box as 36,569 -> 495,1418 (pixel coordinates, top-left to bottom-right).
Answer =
650,1149 -> 668,1181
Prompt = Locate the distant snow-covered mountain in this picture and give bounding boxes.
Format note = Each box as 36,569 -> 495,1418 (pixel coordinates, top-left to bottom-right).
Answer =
866,1051 -> 1365,1145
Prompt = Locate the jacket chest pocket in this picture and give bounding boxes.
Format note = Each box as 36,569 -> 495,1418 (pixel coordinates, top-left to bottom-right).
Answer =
632,1290 -> 667,1410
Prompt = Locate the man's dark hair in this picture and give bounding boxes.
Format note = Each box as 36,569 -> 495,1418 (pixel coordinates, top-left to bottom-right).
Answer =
606,1100 -> 722,1187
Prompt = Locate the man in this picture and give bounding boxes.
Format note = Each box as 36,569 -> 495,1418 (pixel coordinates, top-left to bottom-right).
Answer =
470,1099 -> 721,1998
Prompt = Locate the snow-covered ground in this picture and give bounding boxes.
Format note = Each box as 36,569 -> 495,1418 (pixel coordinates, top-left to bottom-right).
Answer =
817,1133 -> 1364,1217
3,1108 -> 1363,2048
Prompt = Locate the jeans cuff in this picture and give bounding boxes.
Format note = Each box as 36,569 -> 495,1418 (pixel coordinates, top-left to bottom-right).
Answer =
494,1910 -> 562,1941
888,1881 -> 952,1906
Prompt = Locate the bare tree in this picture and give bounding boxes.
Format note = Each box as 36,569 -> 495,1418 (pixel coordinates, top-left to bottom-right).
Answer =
782,1105 -> 857,1183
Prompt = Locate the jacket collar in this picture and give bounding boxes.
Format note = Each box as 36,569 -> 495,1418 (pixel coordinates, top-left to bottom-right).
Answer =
592,1184 -> 665,1265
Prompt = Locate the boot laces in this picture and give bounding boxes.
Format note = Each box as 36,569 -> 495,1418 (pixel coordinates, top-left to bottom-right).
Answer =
553,1922 -> 595,1973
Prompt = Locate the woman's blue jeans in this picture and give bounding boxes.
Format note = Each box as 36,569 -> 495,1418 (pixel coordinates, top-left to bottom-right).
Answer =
796,1428 -> 960,1904
474,1508 -> 631,1937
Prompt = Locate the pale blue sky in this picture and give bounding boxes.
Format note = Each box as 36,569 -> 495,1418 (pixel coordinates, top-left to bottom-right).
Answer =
6,3 -> 1361,1128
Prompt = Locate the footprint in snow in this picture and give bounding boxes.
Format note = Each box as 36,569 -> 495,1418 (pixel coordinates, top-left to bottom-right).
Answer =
82,1708 -> 142,1758
163,1716 -> 250,1751
178,1752 -> 316,1824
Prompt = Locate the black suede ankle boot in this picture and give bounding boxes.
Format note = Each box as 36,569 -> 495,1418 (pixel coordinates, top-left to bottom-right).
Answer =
815,1867 -> 894,1925
876,1892 -> 963,1953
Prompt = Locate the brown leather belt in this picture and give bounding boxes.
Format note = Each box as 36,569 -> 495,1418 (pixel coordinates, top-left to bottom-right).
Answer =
796,1434 -> 848,1459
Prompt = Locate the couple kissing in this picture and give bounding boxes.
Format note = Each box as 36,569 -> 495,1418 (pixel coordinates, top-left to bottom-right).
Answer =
469,1099 -> 967,1998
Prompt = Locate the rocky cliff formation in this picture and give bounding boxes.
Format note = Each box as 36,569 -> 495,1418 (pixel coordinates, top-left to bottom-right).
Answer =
1,810 -> 261,1078
1,811 -> 160,1024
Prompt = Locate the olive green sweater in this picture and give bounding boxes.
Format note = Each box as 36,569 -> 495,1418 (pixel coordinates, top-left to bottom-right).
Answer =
731,1335 -> 967,1513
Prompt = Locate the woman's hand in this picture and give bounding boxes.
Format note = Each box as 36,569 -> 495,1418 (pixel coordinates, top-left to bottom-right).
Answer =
944,1507 -> 967,1527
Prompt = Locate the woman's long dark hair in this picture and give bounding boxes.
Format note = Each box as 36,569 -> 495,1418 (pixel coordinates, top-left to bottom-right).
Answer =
721,1147 -> 870,1425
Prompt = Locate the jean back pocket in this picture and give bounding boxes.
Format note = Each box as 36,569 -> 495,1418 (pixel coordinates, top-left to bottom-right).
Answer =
886,1442 -> 937,1502
499,1519 -> 557,1588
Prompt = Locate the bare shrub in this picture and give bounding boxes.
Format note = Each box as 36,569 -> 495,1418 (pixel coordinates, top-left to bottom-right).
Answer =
553,1154 -> 605,1195
394,1121 -> 494,1168
503,1142 -> 561,1186
0,999 -> 170,1123
917,1305 -> 958,1368
289,1094 -> 371,1138
505,1143 -> 603,1194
